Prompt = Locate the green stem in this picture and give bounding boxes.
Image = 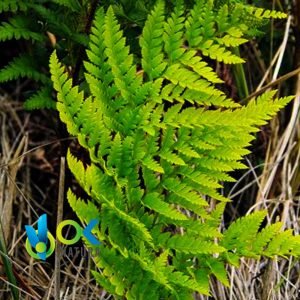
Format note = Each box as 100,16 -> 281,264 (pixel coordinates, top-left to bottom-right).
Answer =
0,219 -> 19,300
232,47 -> 249,99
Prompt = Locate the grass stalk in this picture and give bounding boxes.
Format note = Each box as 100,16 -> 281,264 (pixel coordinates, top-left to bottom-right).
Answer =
0,218 -> 19,300
233,47 -> 249,99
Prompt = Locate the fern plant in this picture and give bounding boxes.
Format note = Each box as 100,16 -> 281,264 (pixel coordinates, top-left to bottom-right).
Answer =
0,0 -> 156,110
0,0 -> 89,109
50,1 -> 299,298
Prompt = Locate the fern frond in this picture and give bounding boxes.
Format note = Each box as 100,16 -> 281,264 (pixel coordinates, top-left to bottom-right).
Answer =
168,270 -> 210,296
143,193 -> 188,221
0,16 -> 44,42
50,51 -> 82,135
221,211 -> 267,256
264,230 -> 300,258
164,64 -> 221,95
87,165 -> 155,248
217,34 -> 248,47
0,0 -> 28,12
84,7 -> 117,109
180,168 -> 222,189
202,43 -> 245,64
245,5 -> 287,20
129,250 -> 173,291
166,235 -> 225,254
252,222 -> 282,255
104,7 -> 141,103
160,151 -> 186,166
185,0 -> 205,47
180,50 -> 223,84
24,87 -> 55,110
140,1 -> 167,80
52,0 -> 81,11
0,55 -> 48,83
142,156 -> 164,173
163,0 -> 185,63
163,178 -> 209,207
68,190 -> 100,222
207,259 -> 229,287
49,3 -> 296,298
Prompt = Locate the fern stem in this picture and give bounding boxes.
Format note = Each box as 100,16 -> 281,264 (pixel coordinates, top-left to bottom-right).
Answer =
73,0 -> 99,84
232,47 -> 249,99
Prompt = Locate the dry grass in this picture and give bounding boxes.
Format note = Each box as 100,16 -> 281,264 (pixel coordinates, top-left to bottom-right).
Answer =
0,96 -> 106,299
208,8 -> 300,300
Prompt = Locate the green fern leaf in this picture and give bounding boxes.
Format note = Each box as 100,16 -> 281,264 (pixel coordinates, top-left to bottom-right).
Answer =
163,178 -> 208,207
207,259 -> 229,287
168,270 -> 210,296
104,7 -> 141,104
0,16 -> 44,42
24,87 -> 55,110
0,55 -> 48,83
201,42 -> 245,64
140,1 -> 167,80
0,0 -> 28,12
221,211 -> 267,256
163,0 -> 185,63
167,235 -> 225,254
52,0 -> 81,11
143,193 -> 188,221
142,156 -> 164,173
